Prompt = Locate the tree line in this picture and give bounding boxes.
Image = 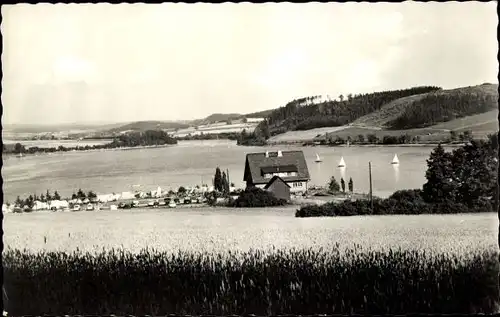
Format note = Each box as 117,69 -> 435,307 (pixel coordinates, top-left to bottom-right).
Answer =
3,130 -> 178,155
308,130 -> 476,146
387,89 -> 498,129
176,132 -> 240,141
254,86 -> 442,137
14,189 -> 63,209
297,133 -> 498,217
422,134 -> 498,207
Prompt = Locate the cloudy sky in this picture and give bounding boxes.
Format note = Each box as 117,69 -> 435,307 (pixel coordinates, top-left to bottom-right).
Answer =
2,2 -> 498,125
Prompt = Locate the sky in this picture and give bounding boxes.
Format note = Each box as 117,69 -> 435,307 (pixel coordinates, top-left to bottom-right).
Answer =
2,2 -> 498,125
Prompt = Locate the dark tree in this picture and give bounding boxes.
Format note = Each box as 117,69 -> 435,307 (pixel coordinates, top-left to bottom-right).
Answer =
450,130 -> 457,142
341,178 -> 346,193
422,144 -> 455,203
214,167 -> 223,192
328,176 -> 340,192
367,134 -> 379,144
178,186 -> 187,195
221,171 -> 229,194
348,177 -> 354,193
77,189 -> 86,199
15,196 -> 23,206
53,191 -> 61,200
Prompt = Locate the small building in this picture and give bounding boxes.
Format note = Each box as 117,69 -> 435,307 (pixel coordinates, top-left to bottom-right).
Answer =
243,150 -> 311,194
263,176 -> 291,201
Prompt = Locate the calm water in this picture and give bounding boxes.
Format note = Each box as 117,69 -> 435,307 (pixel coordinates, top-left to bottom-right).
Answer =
2,140 -> 445,201
3,208 -> 496,254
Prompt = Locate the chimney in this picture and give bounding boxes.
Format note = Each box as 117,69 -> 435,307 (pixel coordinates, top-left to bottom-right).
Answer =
265,151 -> 269,158
277,150 -> 283,157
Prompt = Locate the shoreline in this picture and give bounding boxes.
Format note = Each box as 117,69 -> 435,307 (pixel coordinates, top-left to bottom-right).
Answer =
265,142 -> 465,148
3,143 -> 178,158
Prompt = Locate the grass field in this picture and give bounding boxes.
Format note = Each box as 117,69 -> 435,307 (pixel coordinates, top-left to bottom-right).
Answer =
3,246 -> 499,315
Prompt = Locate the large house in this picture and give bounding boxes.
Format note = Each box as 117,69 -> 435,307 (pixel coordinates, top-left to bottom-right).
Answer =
243,150 -> 311,194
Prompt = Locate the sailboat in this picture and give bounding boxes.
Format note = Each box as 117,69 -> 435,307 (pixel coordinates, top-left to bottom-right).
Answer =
315,153 -> 322,163
338,156 -> 346,167
391,154 -> 400,165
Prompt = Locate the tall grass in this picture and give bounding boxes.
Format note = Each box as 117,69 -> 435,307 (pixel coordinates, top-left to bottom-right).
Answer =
3,246 -> 498,315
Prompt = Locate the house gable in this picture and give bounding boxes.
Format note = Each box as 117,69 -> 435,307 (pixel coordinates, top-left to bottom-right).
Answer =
264,176 -> 291,190
244,150 -> 310,185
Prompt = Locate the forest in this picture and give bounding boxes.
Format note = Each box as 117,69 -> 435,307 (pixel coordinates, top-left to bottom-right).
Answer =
387,88 -> 498,129
257,86 -> 442,136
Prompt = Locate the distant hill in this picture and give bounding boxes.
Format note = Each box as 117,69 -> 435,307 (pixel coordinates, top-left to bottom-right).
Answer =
104,121 -> 190,134
351,83 -> 498,130
252,83 -> 498,144
2,122 -> 125,134
245,109 -> 275,118
191,113 -> 243,126
189,110 -> 274,126
257,86 -> 442,137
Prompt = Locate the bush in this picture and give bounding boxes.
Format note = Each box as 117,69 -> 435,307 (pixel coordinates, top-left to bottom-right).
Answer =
295,189 -> 495,218
229,187 -> 287,207
3,247 -> 498,315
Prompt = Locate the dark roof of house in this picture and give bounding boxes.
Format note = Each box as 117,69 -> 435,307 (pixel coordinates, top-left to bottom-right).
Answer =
244,150 -> 310,185
263,176 -> 291,190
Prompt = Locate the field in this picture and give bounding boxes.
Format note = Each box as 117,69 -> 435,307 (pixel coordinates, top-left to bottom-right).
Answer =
268,126 -> 348,143
3,246 -> 498,315
4,210 -> 497,254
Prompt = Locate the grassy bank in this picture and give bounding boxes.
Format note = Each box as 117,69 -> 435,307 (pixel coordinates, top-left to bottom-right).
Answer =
3,247 -> 499,315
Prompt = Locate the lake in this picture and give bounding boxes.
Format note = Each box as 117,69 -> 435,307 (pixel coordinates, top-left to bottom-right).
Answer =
2,140 -> 444,202
3,208 -> 496,254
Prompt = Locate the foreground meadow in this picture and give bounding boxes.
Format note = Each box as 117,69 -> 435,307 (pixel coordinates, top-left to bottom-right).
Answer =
3,245 -> 498,315
3,209 -> 497,254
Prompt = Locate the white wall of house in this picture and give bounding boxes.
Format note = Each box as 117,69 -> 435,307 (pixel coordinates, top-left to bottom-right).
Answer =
288,181 -> 307,193
263,172 -> 298,179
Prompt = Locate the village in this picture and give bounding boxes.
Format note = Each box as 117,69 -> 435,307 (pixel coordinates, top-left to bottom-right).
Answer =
3,149 -> 365,214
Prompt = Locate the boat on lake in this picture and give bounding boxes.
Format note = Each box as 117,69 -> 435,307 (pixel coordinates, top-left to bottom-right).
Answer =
72,204 -> 81,212
338,156 -> 346,167
86,203 -> 94,211
391,154 -> 400,165
314,153 -> 322,163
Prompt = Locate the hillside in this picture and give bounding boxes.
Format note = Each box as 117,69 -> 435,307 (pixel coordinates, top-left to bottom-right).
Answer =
256,86 -> 442,137
190,110 -> 274,126
190,113 -> 243,126
3,122 -> 125,134
255,83 -> 498,145
385,83 -> 498,129
105,121 -> 190,134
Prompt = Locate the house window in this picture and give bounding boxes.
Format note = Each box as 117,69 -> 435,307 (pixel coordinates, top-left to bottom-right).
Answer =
292,182 -> 302,188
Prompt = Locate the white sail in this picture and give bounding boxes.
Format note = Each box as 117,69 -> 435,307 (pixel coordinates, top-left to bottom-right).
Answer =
315,153 -> 322,162
338,156 -> 346,167
391,154 -> 400,165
